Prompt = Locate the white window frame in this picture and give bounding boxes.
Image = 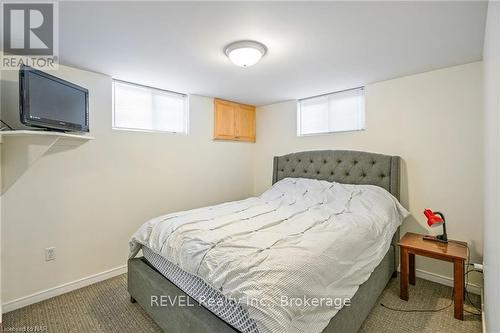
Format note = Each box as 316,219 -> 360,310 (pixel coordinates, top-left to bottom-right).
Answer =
297,87 -> 365,136
112,79 -> 189,135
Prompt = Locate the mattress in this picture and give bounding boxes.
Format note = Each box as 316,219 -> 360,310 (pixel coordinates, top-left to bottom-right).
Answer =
131,178 -> 409,333
142,246 -> 259,333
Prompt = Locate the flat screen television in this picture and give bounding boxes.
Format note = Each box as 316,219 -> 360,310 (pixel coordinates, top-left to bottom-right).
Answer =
19,65 -> 89,132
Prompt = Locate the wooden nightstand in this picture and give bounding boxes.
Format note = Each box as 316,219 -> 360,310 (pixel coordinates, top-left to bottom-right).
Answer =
397,232 -> 468,320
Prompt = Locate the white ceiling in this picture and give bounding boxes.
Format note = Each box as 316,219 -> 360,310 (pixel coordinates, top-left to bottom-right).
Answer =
59,1 -> 487,106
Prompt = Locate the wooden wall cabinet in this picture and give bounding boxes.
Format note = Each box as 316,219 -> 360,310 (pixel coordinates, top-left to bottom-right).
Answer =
214,98 -> 256,142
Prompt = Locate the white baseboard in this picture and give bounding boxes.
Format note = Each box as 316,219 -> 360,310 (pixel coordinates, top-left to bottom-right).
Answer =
2,265 -> 481,314
413,268 -> 482,295
2,265 -> 127,313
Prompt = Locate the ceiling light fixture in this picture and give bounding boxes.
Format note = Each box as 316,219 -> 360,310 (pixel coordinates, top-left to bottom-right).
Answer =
224,40 -> 267,67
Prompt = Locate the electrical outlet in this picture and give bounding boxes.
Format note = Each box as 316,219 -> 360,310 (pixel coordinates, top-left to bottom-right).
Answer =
473,263 -> 484,271
45,247 -> 56,261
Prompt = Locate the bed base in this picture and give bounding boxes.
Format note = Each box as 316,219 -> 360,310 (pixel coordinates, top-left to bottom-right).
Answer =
128,256 -> 238,333
128,246 -> 395,333
128,150 -> 402,332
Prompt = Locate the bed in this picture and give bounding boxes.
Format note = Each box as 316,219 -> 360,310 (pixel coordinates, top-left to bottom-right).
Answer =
128,150 -> 406,333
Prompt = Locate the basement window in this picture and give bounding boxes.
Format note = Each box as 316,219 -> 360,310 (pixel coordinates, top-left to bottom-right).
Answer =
297,87 -> 365,136
112,80 -> 189,134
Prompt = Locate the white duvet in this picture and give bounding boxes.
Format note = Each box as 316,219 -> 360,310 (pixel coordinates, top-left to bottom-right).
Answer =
130,178 -> 409,333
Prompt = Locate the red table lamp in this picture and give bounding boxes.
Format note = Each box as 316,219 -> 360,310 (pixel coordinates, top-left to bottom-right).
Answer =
422,209 -> 448,243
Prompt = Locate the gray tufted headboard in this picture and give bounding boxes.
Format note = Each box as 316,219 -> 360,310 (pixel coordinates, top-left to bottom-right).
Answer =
272,150 -> 400,200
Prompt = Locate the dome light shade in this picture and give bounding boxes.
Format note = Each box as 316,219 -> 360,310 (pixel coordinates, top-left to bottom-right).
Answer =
224,41 -> 267,67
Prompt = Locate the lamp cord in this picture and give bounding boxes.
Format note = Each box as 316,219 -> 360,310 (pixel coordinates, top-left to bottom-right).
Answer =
380,297 -> 453,313
456,241 -> 482,315
0,119 -> 13,131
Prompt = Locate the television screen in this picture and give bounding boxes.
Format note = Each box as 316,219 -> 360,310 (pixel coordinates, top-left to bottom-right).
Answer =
19,66 -> 89,132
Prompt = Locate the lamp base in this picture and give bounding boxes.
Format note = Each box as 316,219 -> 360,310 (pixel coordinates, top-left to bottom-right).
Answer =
422,234 -> 448,243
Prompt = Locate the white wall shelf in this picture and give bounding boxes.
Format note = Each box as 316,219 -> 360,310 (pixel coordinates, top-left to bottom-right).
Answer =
1,130 -> 94,193
0,130 -> 94,141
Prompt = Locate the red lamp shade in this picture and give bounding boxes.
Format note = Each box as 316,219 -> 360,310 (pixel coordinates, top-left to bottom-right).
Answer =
424,209 -> 444,227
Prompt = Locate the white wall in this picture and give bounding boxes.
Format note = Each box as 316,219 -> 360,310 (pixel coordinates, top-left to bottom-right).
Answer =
254,62 -> 483,286
0,61 -> 486,310
483,1 -> 500,331
0,65 -> 255,304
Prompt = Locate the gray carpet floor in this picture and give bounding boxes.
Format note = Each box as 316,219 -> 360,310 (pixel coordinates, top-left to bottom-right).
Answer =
3,274 -> 481,333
